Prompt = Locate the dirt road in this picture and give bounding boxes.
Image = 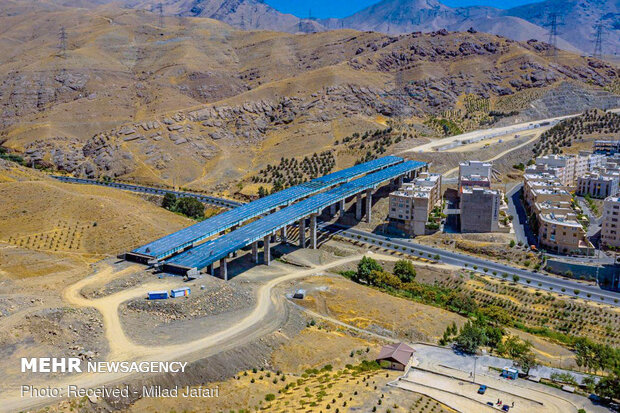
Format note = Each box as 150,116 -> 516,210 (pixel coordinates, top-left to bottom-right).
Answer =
2,252 -> 392,413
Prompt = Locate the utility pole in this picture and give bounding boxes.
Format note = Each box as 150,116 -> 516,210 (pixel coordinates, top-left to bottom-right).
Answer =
58,27 -> 67,58
593,22 -> 604,59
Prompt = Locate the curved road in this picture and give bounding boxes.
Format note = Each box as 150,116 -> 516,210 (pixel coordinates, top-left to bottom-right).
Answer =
1,253 -> 395,413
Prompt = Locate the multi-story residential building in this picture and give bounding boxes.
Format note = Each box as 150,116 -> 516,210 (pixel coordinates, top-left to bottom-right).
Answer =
538,212 -> 593,255
594,140 -> 620,156
576,173 -> 619,199
601,196 -> 620,248
458,161 -> 492,193
460,187 -> 501,233
388,172 -> 442,236
535,155 -> 576,186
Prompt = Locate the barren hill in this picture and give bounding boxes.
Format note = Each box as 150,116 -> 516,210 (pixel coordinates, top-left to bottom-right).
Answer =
0,4 -> 618,193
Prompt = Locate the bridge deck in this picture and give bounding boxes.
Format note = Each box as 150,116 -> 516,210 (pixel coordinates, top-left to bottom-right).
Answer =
163,160 -> 426,273
130,156 -> 404,260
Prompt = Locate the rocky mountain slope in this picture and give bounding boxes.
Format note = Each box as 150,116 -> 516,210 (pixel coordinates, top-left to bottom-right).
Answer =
1,4 -> 617,193
6,0 -> 615,54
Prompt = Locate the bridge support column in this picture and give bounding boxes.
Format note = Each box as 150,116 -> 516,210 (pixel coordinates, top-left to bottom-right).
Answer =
207,263 -> 214,276
299,218 -> 306,248
310,214 -> 317,249
219,257 -> 228,281
356,193 -> 363,220
365,189 -> 373,223
330,203 -> 336,216
398,175 -> 404,187
280,226 -> 287,244
251,241 -> 259,263
339,199 -> 345,216
264,235 -> 271,265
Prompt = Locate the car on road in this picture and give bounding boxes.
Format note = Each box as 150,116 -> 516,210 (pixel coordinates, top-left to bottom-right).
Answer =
478,385 -> 487,394
502,405 -> 510,412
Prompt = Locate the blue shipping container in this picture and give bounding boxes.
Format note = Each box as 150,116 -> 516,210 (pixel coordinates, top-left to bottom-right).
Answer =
170,287 -> 191,298
148,291 -> 169,300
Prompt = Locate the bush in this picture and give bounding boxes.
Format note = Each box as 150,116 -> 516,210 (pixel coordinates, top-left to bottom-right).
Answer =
265,394 -> 275,402
394,259 -> 416,282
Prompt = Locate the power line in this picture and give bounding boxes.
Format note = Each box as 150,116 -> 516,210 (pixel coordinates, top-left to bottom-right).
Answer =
545,12 -> 559,58
157,3 -> 164,29
593,22 -> 604,59
58,27 -> 67,58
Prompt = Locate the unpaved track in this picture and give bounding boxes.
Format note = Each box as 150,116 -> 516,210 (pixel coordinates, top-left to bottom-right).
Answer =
2,252 -> 393,413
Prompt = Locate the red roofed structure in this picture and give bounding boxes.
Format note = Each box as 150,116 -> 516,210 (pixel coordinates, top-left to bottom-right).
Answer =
376,342 -> 415,371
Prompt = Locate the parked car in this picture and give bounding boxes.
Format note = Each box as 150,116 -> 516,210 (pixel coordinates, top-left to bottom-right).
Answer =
502,405 -> 510,412
478,385 -> 487,394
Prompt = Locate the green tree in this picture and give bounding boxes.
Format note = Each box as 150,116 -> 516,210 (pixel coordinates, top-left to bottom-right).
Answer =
175,197 -> 205,219
595,371 -> 620,400
356,256 -> 383,285
446,292 -> 478,315
393,259 -> 416,282
455,321 -> 486,354
162,192 -> 177,210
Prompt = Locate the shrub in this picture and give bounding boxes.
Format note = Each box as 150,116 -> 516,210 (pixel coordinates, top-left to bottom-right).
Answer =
265,394 -> 275,402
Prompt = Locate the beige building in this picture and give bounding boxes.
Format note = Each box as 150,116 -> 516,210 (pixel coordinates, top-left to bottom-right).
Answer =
388,172 -> 442,236
538,212 -> 593,255
460,187 -> 501,233
458,161 -> 492,193
535,155 -> 576,186
576,173 -> 619,199
601,196 -> 620,248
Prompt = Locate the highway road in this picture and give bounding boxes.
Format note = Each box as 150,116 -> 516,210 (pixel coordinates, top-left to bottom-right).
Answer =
399,108 -> 620,156
50,175 -> 243,208
320,223 -> 620,307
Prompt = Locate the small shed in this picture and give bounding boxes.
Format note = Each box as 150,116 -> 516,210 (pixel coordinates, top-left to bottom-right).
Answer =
376,343 -> 415,371
148,291 -> 168,300
171,287 -> 190,298
501,367 -> 519,380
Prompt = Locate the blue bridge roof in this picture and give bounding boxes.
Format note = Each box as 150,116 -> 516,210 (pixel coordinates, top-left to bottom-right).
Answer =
132,156 -> 404,260
164,160 -> 426,272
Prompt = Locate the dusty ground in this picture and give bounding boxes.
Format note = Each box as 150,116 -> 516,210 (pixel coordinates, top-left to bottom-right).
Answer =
296,272 -> 465,343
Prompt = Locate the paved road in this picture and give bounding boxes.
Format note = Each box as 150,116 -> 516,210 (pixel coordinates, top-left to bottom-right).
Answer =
320,223 -> 620,307
399,108 -> 620,155
51,175 -> 243,208
506,183 -> 536,247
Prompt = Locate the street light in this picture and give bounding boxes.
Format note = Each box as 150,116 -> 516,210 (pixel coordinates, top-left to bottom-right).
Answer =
473,356 -> 478,383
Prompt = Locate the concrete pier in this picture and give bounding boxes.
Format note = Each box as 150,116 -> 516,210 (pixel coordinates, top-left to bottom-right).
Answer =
264,235 -> 271,265
310,214 -> 317,249
299,218 -> 306,248
365,189 -> 372,223
356,193 -> 363,220
220,257 -> 228,280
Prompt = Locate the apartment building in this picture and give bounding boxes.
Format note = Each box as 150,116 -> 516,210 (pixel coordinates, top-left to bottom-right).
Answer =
576,173 -> 619,199
538,212 -> 593,255
458,161 -> 492,193
601,196 -> 620,248
460,187 -> 501,233
594,140 -> 620,156
388,172 -> 442,236
535,155 -> 576,186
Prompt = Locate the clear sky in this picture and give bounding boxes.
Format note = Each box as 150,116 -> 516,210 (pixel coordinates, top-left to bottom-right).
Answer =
264,0 -> 542,19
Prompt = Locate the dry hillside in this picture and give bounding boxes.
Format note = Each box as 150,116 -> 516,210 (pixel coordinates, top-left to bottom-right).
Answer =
0,3 -> 618,192
0,159 -> 191,280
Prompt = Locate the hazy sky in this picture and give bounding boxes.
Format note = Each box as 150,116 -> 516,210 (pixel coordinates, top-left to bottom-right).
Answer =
264,0 -> 542,19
